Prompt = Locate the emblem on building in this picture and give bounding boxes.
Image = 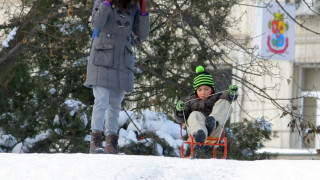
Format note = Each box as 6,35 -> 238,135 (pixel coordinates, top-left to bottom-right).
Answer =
267,11 -> 289,54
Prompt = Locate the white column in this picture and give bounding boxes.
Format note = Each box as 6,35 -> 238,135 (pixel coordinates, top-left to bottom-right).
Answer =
316,99 -> 320,149
302,91 -> 320,149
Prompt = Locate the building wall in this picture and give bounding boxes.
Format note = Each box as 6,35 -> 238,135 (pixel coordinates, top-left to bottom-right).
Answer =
0,0 -> 23,24
0,0 -> 25,45
295,16 -> 320,63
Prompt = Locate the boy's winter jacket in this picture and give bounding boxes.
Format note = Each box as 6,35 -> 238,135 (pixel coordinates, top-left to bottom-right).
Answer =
175,91 -> 232,123
85,0 -> 150,92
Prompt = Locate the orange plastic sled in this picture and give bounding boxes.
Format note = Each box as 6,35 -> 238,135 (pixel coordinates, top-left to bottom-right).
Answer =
180,123 -> 227,159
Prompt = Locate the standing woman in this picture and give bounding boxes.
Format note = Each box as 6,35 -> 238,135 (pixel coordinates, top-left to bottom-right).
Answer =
85,0 -> 150,154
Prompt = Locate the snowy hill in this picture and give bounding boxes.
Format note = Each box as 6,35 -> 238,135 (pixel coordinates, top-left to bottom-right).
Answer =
0,153 -> 319,180
1,103 -> 319,179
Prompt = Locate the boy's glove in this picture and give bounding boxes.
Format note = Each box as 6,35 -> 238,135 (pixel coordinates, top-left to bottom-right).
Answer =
140,0 -> 147,14
229,85 -> 238,100
176,100 -> 186,111
229,85 -> 238,95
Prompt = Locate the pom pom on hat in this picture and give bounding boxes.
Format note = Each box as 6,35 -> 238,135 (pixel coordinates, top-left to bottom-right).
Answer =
196,65 -> 205,73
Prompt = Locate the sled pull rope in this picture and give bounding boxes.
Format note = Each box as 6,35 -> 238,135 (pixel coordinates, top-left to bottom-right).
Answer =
183,110 -> 192,136
124,109 -> 149,142
216,95 -> 236,143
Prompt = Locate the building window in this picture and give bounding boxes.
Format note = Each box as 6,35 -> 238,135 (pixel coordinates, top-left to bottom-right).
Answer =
300,91 -> 320,149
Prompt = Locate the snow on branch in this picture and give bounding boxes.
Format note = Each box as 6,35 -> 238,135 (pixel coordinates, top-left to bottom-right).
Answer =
1,27 -> 18,48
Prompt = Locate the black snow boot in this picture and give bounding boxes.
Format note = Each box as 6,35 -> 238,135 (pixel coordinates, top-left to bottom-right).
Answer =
194,129 -> 206,143
205,116 -> 217,136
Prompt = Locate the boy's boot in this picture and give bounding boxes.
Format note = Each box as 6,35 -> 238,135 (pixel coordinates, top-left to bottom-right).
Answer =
89,132 -> 104,154
194,129 -> 205,143
205,116 -> 217,136
105,134 -> 119,154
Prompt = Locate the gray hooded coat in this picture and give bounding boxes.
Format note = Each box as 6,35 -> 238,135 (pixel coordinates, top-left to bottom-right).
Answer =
85,0 -> 150,92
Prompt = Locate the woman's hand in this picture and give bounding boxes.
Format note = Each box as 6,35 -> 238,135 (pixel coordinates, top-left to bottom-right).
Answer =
103,0 -> 112,6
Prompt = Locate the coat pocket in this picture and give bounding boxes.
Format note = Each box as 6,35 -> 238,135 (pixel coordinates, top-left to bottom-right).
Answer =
93,44 -> 114,67
124,45 -> 135,71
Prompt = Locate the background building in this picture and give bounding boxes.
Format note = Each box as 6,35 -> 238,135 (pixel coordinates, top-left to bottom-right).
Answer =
229,0 -> 320,152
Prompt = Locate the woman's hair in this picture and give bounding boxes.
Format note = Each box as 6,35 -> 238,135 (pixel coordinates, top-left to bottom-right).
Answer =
114,0 -> 140,10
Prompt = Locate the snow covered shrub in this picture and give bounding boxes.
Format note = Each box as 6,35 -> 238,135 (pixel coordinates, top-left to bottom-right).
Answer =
8,99 -> 90,153
224,118 -> 275,160
33,100 -> 91,153
120,132 -> 176,156
0,50 -> 93,153
118,110 -> 185,156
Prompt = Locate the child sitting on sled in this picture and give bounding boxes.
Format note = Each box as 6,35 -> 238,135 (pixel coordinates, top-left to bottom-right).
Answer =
175,65 -> 238,143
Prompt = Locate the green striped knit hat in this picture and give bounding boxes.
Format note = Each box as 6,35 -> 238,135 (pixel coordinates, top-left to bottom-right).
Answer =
193,65 -> 215,93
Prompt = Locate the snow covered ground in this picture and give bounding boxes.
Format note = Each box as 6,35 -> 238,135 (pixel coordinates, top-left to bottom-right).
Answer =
0,153 -> 319,180
1,103 -> 320,179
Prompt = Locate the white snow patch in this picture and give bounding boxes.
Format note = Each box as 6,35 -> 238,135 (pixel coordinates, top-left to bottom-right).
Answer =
12,130 -> 52,153
53,115 -> 59,125
80,113 -> 88,127
118,110 -> 133,127
49,88 -> 56,95
64,99 -> 86,116
0,112 -> 17,121
41,24 -> 47,30
84,134 -> 91,142
256,118 -> 272,132
54,128 -> 62,135
11,142 -> 23,153
0,134 -> 17,147
2,27 -> 18,47
118,128 -> 138,147
156,143 -> 163,155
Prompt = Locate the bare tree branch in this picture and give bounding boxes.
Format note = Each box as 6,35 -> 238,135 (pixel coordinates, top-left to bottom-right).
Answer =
275,0 -> 320,35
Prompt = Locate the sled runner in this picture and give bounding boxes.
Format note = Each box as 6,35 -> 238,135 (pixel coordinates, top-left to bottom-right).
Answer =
180,123 -> 227,159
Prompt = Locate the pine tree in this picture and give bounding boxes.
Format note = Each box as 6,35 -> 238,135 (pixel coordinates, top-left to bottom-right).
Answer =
0,0 -> 93,153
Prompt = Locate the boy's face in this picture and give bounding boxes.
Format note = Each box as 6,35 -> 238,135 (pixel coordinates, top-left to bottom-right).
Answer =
196,85 -> 212,100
